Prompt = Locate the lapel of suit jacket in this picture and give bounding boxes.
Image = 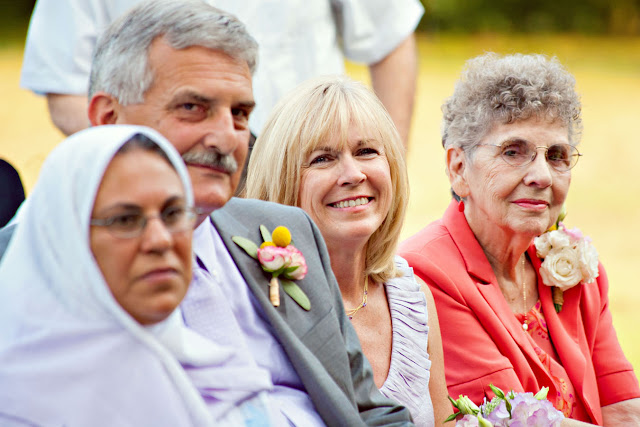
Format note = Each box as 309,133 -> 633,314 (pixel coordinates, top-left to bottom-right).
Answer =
443,202 -> 602,422
208,200 -> 334,343
531,250 -> 602,424
209,201 -> 363,425
209,204 -> 286,323
443,202 -> 550,389
444,203 -> 542,357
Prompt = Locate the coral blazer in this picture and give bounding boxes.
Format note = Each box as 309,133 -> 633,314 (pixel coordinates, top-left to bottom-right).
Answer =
399,201 -> 640,425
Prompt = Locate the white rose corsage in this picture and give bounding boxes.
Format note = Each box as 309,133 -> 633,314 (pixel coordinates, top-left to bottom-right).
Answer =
534,216 -> 599,313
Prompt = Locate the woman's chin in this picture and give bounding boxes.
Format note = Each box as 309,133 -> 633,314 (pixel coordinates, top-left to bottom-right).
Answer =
511,219 -> 550,239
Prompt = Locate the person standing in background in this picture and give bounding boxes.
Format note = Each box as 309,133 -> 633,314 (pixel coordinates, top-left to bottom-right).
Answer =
20,0 -> 422,148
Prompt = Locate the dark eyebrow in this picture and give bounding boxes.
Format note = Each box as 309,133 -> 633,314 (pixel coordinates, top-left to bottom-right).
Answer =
500,137 -> 529,144
169,90 -> 256,113
161,195 -> 187,209
170,90 -> 213,106
309,139 -> 376,154
95,195 -> 186,217
356,138 -> 377,147
236,100 -> 256,111
93,203 -> 141,218
311,146 -> 333,152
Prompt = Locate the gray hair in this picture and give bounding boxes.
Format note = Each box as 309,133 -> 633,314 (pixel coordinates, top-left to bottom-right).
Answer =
89,0 -> 258,105
442,53 -> 582,151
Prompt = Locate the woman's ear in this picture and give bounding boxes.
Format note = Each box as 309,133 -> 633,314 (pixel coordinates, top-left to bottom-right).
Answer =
446,146 -> 470,199
88,92 -> 119,126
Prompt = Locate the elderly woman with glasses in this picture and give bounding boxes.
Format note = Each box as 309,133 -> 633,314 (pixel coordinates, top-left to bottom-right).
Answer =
400,53 -> 640,426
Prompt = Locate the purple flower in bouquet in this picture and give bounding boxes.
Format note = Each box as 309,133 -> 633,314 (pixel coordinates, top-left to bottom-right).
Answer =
484,392 -> 562,427
450,385 -> 564,426
509,393 -> 563,427
457,415 -> 480,426
484,399 -> 510,426
456,414 -> 493,427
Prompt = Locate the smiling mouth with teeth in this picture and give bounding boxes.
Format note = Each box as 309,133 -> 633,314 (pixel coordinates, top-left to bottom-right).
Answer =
330,197 -> 371,209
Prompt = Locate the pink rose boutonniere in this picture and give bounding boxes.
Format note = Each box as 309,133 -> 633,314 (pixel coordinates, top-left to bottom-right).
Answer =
533,209 -> 599,312
232,225 -> 310,310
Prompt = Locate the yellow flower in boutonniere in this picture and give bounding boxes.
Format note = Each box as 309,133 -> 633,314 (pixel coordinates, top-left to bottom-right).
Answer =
534,208 -> 599,313
271,225 -> 292,247
232,225 -> 310,310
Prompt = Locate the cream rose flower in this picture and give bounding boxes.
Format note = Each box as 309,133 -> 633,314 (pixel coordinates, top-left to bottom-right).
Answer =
539,246 -> 583,291
534,229 -> 572,258
578,239 -> 599,284
534,233 -> 553,258
548,229 -> 572,248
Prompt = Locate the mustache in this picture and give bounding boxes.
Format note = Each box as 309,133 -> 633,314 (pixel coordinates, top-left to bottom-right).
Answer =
181,150 -> 238,174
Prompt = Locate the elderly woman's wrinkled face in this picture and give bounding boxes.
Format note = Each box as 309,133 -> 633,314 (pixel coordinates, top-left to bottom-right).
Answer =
453,118 -> 571,239
90,149 -> 193,325
299,125 -> 393,248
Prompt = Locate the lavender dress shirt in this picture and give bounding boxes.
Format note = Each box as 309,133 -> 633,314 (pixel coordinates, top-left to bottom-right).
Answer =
181,219 -> 325,426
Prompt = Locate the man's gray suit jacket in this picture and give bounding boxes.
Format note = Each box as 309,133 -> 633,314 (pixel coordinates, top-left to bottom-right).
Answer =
209,198 -> 412,426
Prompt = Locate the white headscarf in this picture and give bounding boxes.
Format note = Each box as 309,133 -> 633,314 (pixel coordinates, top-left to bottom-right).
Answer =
0,125 -> 271,426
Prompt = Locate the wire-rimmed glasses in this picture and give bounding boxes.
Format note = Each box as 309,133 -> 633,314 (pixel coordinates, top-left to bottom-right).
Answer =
477,140 -> 582,172
90,205 -> 197,239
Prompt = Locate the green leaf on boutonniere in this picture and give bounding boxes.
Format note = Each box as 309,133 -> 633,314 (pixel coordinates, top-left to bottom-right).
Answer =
259,224 -> 272,243
280,279 -> 310,311
232,236 -> 258,259
284,265 -> 300,275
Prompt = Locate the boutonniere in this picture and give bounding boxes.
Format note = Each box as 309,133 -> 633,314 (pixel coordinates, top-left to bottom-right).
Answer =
446,384 -> 564,426
232,225 -> 310,311
533,208 -> 599,313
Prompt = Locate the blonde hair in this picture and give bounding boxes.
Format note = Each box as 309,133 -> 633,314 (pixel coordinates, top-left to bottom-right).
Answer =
246,75 -> 408,284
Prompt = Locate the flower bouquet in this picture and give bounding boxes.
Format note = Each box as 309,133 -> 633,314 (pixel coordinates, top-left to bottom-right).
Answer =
446,385 -> 564,427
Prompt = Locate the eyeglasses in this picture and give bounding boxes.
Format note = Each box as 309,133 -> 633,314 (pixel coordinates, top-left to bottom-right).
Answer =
90,206 -> 197,239
477,140 -> 582,172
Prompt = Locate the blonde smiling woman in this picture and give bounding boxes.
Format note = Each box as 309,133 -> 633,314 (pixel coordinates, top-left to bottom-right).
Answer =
246,75 -> 451,426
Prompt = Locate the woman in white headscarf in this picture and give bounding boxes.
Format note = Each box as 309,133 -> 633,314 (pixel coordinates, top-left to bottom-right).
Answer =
0,125 -> 272,427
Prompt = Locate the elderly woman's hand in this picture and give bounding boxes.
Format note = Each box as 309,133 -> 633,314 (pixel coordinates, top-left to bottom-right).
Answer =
601,398 -> 640,426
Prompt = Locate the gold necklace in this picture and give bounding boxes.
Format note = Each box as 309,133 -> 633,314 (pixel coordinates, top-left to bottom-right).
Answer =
346,276 -> 368,320
521,255 -> 528,331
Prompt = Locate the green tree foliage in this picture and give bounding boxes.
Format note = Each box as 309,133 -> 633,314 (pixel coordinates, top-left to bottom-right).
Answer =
419,0 -> 640,35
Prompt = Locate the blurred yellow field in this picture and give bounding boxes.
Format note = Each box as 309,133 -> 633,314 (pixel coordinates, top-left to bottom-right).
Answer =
1,34 -> 639,373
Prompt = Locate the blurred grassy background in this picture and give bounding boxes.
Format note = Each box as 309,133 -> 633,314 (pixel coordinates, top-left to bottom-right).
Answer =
1,1 -> 639,378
